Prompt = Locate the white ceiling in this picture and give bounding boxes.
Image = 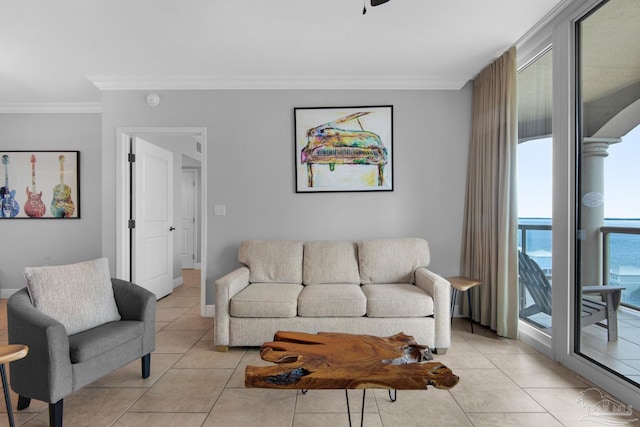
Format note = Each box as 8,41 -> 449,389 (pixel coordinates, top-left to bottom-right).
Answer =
0,0 -> 567,105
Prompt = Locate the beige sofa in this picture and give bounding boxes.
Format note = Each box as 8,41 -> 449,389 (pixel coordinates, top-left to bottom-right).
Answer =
214,238 -> 451,354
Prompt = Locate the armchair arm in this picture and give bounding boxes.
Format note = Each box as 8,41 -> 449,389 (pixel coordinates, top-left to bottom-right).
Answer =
112,278 -> 156,356
214,267 -> 250,349
415,267 -> 451,353
7,288 -> 72,404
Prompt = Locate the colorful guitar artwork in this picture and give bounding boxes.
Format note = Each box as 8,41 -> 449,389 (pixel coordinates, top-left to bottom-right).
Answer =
1,154 -> 20,218
50,155 -> 75,217
25,154 -> 46,218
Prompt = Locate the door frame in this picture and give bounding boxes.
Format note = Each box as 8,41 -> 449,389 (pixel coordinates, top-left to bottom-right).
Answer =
181,167 -> 199,270
115,127 -> 208,316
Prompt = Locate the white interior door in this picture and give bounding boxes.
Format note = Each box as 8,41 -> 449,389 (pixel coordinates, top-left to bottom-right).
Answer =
181,169 -> 196,269
133,137 -> 174,299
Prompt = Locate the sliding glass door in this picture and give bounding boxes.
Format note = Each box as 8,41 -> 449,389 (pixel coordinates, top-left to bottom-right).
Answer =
576,0 -> 640,386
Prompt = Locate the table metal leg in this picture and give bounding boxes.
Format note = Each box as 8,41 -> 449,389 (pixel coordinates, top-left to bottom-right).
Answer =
467,289 -> 474,333
1,364 -> 15,427
344,389 -> 366,427
450,288 -> 458,325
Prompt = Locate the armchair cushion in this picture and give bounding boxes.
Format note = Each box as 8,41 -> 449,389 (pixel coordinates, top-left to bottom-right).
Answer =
23,258 -> 121,335
68,320 -> 144,363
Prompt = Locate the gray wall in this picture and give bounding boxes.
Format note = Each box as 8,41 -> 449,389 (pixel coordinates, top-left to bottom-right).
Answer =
101,88 -> 473,305
0,113 -> 102,295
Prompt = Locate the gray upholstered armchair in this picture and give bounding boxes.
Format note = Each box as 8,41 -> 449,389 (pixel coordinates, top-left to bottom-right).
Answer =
7,277 -> 155,427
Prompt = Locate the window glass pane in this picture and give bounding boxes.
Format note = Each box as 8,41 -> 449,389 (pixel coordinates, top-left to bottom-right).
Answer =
518,48 -> 553,332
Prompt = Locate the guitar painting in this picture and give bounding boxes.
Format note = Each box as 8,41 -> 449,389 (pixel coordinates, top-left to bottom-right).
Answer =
25,154 -> 46,218
51,155 -> 75,218
1,154 -> 20,218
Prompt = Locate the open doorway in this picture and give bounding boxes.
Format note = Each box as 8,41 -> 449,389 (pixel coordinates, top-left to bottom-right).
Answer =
181,164 -> 200,270
115,127 -> 208,316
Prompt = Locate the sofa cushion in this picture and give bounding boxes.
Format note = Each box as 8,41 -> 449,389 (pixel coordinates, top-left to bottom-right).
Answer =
230,283 -> 303,318
23,258 -> 122,335
358,238 -> 430,284
362,284 -> 433,317
303,241 -> 360,285
298,284 -> 366,317
238,240 -> 303,284
68,320 -> 144,363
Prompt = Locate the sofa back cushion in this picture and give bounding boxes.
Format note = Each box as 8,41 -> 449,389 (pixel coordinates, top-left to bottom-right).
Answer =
238,240 -> 303,284
358,238 -> 430,284
303,241 -> 360,285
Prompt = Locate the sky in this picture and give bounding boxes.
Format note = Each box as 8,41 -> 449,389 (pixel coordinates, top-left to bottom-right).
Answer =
518,125 -> 640,219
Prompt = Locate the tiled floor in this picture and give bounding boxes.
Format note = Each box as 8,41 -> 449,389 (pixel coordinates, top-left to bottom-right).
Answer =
1,270 -> 639,426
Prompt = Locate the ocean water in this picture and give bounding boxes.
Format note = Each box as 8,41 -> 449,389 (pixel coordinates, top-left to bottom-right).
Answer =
518,218 -> 640,306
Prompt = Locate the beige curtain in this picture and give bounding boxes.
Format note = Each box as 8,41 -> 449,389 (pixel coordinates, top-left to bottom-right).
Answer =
462,47 -> 519,339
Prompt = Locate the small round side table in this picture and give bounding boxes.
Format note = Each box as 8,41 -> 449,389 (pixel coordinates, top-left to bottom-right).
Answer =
447,276 -> 482,333
0,344 -> 29,427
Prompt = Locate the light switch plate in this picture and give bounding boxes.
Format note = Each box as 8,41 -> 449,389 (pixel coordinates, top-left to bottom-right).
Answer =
214,205 -> 226,216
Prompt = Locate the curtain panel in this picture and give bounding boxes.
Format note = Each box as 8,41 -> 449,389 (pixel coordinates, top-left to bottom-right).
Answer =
462,47 -> 519,339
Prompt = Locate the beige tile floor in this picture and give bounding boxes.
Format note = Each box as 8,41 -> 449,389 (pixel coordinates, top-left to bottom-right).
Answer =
0,270 -> 639,427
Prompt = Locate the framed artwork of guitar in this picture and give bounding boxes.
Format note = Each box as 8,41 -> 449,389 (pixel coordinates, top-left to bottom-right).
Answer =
0,151 -> 79,219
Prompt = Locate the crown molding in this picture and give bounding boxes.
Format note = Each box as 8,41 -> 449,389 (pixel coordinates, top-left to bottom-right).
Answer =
515,0 -> 573,49
87,75 -> 468,91
0,102 -> 101,114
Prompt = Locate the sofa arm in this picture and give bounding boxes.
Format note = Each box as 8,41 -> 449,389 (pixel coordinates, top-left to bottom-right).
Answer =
112,278 -> 156,356
214,267 -> 250,350
7,288 -> 73,404
415,267 -> 451,353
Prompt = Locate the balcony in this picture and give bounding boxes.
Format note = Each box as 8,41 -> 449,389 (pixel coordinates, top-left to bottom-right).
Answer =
518,220 -> 640,384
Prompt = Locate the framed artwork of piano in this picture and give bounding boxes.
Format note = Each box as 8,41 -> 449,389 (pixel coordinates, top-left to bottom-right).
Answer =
294,105 -> 393,193
0,150 -> 80,219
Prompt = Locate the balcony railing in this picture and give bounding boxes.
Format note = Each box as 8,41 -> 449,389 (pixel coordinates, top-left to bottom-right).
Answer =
601,225 -> 640,310
518,221 -> 640,312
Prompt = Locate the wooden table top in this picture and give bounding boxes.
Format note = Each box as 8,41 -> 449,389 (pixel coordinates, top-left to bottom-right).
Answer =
447,276 -> 482,292
245,331 -> 459,391
0,345 -> 28,365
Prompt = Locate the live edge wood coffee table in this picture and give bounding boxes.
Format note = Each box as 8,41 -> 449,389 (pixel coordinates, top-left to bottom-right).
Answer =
245,331 -> 459,427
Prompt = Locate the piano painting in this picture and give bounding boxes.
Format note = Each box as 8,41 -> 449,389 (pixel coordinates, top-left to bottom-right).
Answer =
295,106 -> 393,192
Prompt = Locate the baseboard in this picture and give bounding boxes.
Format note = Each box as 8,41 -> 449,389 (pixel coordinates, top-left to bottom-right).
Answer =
0,289 -> 20,299
173,277 -> 182,288
203,304 -> 215,317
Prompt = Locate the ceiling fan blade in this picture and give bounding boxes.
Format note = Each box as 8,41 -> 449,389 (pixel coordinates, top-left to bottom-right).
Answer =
371,0 -> 390,6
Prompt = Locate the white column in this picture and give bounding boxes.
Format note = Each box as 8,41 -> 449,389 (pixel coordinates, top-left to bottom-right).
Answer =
581,137 -> 621,286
